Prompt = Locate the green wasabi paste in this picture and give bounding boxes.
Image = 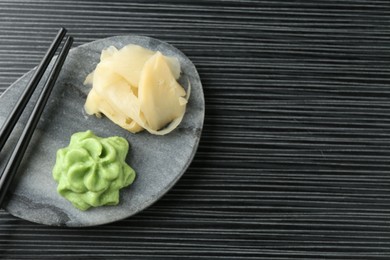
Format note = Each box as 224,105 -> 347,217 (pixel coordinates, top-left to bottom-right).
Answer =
52,130 -> 136,210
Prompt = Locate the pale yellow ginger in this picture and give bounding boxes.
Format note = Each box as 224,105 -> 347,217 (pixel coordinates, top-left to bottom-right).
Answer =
84,44 -> 188,135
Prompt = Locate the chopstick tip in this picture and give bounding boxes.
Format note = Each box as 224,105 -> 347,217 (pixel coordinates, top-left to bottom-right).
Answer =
59,27 -> 67,34
66,36 -> 74,45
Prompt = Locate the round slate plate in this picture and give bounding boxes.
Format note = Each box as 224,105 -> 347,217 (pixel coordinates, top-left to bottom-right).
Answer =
0,35 -> 204,227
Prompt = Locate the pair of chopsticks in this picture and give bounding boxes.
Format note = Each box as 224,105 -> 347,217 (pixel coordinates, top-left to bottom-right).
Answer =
0,28 -> 73,207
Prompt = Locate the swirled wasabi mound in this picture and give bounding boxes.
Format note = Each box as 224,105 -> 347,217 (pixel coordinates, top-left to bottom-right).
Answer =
52,130 -> 136,211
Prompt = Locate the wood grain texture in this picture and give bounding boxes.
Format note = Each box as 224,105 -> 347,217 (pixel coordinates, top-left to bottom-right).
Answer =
1,0 -> 390,259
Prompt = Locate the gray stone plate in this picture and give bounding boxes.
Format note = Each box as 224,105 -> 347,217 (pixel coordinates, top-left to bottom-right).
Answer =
0,35 -> 204,227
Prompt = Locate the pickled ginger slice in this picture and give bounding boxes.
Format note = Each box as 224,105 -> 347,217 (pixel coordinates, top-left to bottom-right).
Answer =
138,52 -> 187,131
85,87 -> 144,133
99,44 -> 155,87
85,62 -> 144,133
165,56 -> 181,80
100,46 -> 118,61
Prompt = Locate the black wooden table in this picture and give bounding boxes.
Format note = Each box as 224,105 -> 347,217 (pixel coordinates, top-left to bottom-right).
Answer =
1,1 -> 390,259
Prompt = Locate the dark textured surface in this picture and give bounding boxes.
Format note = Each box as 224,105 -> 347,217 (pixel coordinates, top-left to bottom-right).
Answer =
0,0 -> 390,259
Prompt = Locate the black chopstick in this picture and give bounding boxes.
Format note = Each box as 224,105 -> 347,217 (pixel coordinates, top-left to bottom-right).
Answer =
0,28 -> 67,153
0,35 -> 73,207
